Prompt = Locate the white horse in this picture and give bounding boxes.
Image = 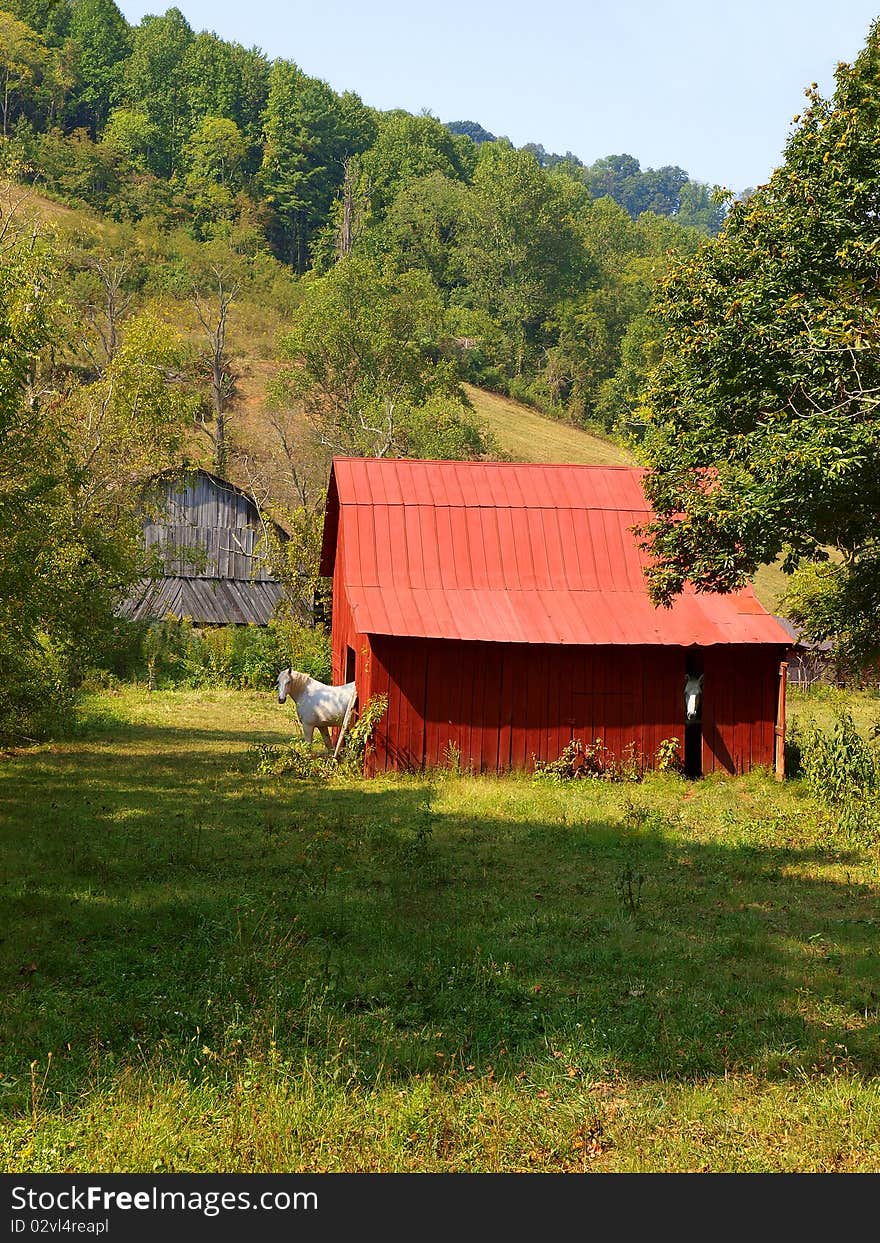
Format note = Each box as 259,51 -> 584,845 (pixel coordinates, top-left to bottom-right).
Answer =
685,673 -> 704,723
276,668 -> 357,749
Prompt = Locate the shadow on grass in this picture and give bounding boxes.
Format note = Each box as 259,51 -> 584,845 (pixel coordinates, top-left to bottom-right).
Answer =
2,721 -> 878,1111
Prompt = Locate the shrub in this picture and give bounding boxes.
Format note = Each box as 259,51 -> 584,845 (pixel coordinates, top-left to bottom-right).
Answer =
0,633 -> 78,745
337,693 -> 388,775
250,738 -> 335,780
801,710 -> 879,805
655,737 -> 683,774
533,737 -> 644,783
106,617 -> 332,690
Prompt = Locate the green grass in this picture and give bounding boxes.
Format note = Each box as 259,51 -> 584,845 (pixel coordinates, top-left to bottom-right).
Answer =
465,385 -> 633,466
2,687 -> 880,1172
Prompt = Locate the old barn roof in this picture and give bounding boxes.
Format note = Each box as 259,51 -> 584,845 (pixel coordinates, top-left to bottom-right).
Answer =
121,469 -> 286,626
320,458 -> 792,647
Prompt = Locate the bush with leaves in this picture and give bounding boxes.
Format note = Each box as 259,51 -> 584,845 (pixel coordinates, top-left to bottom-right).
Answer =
801,711 -> 879,806
533,737 -> 645,783
122,616 -> 332,690
252,693 -> 388,781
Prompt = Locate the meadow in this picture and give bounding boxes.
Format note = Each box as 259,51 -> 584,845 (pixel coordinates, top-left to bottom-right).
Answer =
1,685 -> 879,1173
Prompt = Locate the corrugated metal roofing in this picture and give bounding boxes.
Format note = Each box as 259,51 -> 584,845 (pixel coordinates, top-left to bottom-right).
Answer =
121,577 -> 283,625
321,458 -> 792,647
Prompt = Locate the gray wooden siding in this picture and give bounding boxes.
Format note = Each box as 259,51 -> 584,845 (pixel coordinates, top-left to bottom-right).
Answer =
120,471 -> 287,626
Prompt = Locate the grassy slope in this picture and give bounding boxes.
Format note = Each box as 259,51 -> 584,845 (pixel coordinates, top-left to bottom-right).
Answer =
2,688 -> 879,1172
464,385 -> 632,466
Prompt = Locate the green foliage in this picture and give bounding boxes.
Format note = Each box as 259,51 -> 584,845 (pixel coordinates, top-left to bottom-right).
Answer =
782,559 -> 880,679
654,737 -> 683,774
360,110 -> 475,215
276,253 -> 490,458
582,153 -> 724,233
0,8 -> 57,135
799,709 -> 880,842
250,737 -> 336,780
121,6 -> 194,175
65,0 -> 130,134
131,617 -> 332,691
640,21 -> 880,636
801,711 -> 879,806
260,60 -> 374,272
338,692 -> 388,774
533,737 -> 644,783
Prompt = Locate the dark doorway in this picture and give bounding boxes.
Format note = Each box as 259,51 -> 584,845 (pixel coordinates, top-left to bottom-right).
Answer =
345,645 -> 356,684
684,649 -> 703,779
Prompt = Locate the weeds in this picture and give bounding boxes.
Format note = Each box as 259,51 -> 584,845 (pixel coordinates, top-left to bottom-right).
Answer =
250,693 -> 388,781
533,737 -> 645,783
616,861 -> 644,914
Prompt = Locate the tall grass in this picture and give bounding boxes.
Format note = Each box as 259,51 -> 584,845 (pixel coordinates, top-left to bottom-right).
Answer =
2,688 -> 879,1172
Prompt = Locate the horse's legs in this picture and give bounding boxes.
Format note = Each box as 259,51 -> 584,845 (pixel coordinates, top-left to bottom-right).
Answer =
318,725 -> 333,751
301,721 -> 315,745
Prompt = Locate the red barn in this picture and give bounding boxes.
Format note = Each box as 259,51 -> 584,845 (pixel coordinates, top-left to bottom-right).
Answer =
319,458 -> 791,777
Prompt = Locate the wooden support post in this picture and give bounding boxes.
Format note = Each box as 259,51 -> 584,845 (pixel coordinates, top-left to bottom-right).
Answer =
333,687 -> 358,761
774,660 -> 787,781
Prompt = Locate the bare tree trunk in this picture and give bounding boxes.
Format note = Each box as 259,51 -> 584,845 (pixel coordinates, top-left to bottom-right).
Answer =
337,156 -> 364,261
193,267 -> 239,475
91,256 -> 132,363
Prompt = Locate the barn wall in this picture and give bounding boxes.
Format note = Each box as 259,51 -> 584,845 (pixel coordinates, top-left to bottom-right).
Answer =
330,525 -> 371,714
701,645 -> 784,774
362,638 -> 786,776
145,474 -> 276,582
365,640 -> 693,775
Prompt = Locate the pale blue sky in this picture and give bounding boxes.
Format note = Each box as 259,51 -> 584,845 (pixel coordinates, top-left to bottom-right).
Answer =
117,1 -> 879,190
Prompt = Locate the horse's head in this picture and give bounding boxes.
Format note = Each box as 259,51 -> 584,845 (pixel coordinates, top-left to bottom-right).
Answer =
276,667 -> 292,704
684,673 -> 704,723
277,667 -> 309,704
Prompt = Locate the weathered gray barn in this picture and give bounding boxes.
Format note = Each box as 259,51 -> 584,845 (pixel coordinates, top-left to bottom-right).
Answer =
121,469 -> 285,625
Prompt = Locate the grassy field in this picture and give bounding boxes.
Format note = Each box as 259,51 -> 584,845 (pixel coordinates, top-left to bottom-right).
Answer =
2,687 -> 880,1173
464,385 -> 632,466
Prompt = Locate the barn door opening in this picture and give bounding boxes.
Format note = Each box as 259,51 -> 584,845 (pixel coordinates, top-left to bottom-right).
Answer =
684,650 -> 703,779
345,645 -> 356,684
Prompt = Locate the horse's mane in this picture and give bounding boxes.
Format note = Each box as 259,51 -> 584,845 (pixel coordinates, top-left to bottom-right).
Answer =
285,669 -> 311,699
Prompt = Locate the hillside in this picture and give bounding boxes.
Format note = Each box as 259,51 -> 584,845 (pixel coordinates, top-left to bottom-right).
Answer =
12,180 -> 787,613
464,385 -> 631,466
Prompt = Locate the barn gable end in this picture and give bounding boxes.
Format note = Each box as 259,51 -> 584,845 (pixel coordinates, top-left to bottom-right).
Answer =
121,469 -> 286,627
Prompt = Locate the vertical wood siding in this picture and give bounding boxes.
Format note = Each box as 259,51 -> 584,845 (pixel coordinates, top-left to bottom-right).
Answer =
329,575 -> 784,777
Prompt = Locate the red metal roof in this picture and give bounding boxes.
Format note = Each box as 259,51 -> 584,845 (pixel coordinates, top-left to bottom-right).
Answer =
321,458 -> 792,647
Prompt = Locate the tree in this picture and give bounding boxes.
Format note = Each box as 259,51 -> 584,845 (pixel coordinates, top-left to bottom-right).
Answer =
360,110 -> 476,215
180,31 -> 269,147
457,142 -> 595,376
65,0 -> 129,134
0,198 -> 193,739
101,106 -> 163,174
0,9 -> 53,135
639,22 -> 880,669
191,266 -> 238,474
260,62 -> 374,273
675,180 -> 726,236
275,253 -> 480,458
184,115 -> 246,189
122,6 -> 194,175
